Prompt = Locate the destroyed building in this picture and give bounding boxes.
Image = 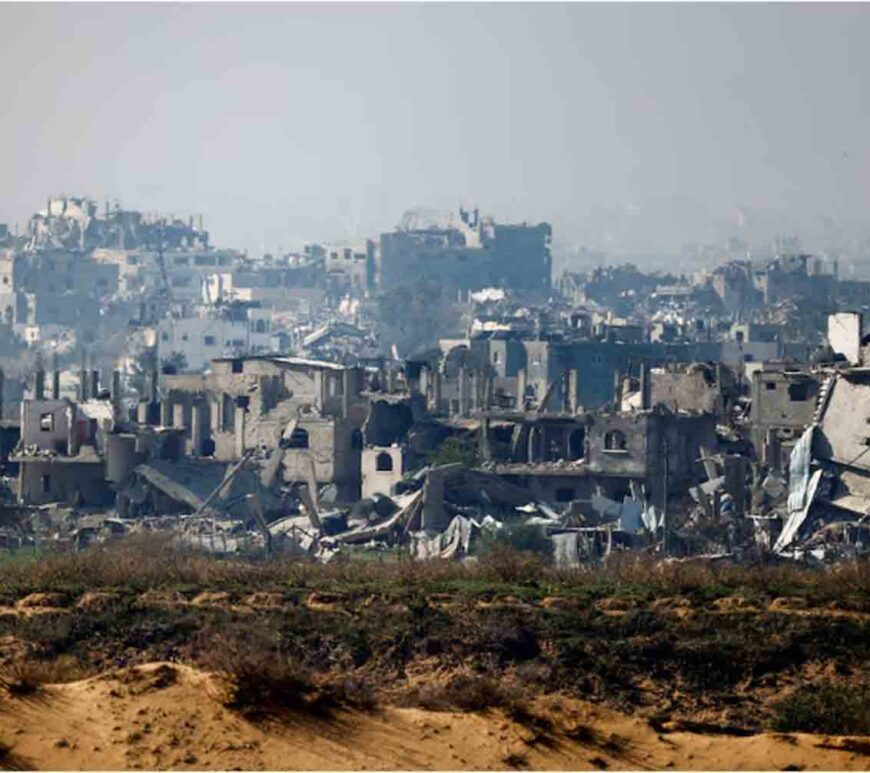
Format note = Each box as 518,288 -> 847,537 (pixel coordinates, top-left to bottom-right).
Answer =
378,207 -> 552,295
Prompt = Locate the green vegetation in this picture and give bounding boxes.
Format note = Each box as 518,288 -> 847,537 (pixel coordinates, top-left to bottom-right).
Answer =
478,524 -> 553,560
427,434 -> 481,468
772,683 -> 870,735
0,537 -> 870,733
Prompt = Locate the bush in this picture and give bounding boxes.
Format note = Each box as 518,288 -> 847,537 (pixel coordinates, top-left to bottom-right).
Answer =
0,656 -> 88,695
202,629 -> 314,715
401,673 -> 524,713
427,435 -> 480,468
478,525 -> 552,562
772,682 -> 870,735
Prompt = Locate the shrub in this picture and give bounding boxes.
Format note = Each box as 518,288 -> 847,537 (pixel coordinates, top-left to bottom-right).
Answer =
401,673 -> 524,713
772,682 -> 870,735
0,656 -> 87,695
478,525 -> 552,562
202,629 -> 314,715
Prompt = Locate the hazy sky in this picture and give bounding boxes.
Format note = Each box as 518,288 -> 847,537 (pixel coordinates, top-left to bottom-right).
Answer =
2,2 -> 870,258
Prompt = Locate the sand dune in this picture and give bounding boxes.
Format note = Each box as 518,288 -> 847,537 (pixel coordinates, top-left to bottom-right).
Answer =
0,662 -> 867,771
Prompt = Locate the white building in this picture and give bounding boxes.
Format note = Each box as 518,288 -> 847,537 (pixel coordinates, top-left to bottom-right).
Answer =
156,307 -> 273,371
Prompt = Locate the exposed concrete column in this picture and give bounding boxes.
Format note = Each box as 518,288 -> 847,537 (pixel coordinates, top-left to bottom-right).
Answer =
431,371 -> 442,415
148,350 -> 159,405
568,369 -> 579,414
766,428 -> 782,474
458,367 -> 468,417
314,370 -> 326,412
419,367 -> 430,403
211,396 -> 222,434
66,404 -> 78,456
51,354 -> 60,400
527,425 -> 539,463
173,401 -> 186,431
341,369 -> 352,419
161,398 -> 173,427
79,368 -> 89,402
35,365 -> 45,401
191,401 -> 204,456
517,369 -> 527,411
91,370 -> 100,399
480,416 -> 492,462
137,401 -> 149,425
470,370 -> 480,413
640,364 -> 651,410
111,371 -> 121,411
234,400 -> 247,458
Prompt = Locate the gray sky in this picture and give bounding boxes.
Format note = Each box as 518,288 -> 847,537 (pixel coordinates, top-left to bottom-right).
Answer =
2,2 -> 869,259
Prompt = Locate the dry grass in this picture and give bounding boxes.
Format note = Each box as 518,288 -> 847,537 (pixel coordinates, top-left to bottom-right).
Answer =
2,535 -> 868,608
0,656 -> 89,696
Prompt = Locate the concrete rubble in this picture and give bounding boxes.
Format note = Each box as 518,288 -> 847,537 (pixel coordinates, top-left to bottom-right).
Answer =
2,195 -> 870,565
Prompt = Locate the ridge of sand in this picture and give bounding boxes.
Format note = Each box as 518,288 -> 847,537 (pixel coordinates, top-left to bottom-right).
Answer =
0,662 -> 867,771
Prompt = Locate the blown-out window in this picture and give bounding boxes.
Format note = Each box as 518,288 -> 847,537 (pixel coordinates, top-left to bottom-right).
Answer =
604,429 -> 627,452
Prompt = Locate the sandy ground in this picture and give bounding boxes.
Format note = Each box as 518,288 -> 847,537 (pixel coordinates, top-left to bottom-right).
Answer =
0,663 -> 868,771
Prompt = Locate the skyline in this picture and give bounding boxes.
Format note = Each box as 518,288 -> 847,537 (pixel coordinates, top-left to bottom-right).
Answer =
2,3 -> 870,259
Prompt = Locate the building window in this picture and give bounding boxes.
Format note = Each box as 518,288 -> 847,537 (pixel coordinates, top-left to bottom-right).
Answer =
351,429 -> 363,450
568,428 -> 586,460
41,474 -> 51,494
604,429 -> 628,452
788,382 -> 809,401
161,332 -> 169,342
492,351 -> 500,365
181,334 -> 189,342
231,359 -> 243,374
204,335 -> 216,346
766,382 -> 777,390
376,451 -> 394,472
287,428 -> 309,449
39,413 -> 54,431
555,487 -> 575,503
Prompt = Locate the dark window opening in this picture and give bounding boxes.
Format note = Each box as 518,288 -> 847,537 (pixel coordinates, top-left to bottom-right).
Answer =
604,429 -> 628,452
555,487 -> 574,503
41,474 -> 51,494
39,413 -> 54,432
568,428 -> 586,460
351,429 -> 363,451
788,382 -> 809,401
376,451 -> 394,472
287,428 -> 309,449
231,359 -> 243,374
766,382 -> 777,390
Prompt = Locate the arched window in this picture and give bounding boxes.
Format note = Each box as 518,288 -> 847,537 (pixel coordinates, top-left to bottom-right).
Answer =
604,429 -> 627,452
376,451 -> 393,472
569,428 -> 586,460
351,429 -> 363,450
287,428 -> 309,449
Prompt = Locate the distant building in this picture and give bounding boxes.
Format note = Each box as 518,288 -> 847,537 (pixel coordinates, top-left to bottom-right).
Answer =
377,208 -> 551,294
